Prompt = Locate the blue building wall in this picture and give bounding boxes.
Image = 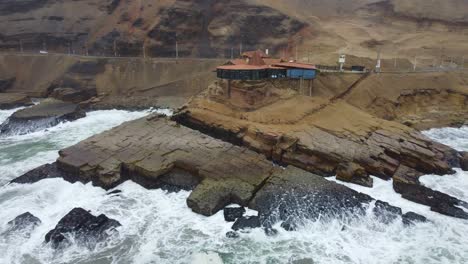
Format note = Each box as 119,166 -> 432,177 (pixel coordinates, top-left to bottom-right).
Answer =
287,69 -> 316,79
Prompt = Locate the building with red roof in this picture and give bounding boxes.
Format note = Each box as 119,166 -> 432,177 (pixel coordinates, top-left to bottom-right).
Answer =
217,50 -> 317,80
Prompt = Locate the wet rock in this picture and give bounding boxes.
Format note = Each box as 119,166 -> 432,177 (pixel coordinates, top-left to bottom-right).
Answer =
336,162 -> 373,187
11,162 -> 81,185
402,212 -> 428,226
6,212 -> 41,231
223,207 -> 246,222
0,99 -> 86,135
11,163 -> 62,184
280,220 -> 298,231
0,93 -> 33,109
53,116 -> 273,214
393,165 -> 468,219
225,231 -> 240,239
373,200 -> 402,223
45,208 -> 121,248
107,190 -> 122,196
250,166 -> 373,227
460,152 -> 468,171
49,87 -> 96,104
231,216 -> 261,231
264,227 -> 278,236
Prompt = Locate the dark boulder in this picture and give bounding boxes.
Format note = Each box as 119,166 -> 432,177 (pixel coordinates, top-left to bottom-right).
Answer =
2,212 -> 41,238
264,227 -> 278,236
223,207 -> 246,222
0,99 -> 86,135
460,152 -> 468,171
280,220 -> 298,231
231,216 -> 261,231
11,162 -> 82,185
107,190 -> 122,196
6,212 -> 41,231
373,200 -> 402,224
11,163 -> 62,184
250,167 -> 373,227
45,208 -> 121,248
225,231 -> 240,239
336,162 -> 373,187
393,165 -> 468,219
402,212 -> 428,226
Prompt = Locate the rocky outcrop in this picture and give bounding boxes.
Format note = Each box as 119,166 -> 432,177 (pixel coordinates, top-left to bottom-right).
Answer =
393,165 -> 468,219
6,212 -> 41,232
15,114 -> 434,228
224,207 -> 246,222
249,166 -> 373,226
336,162 -> 373,187
45,208 -> 121,249
0,93 -> 32,109
459,152 -> 468,171
0,99 -> 85,135
173,78 -> 466,219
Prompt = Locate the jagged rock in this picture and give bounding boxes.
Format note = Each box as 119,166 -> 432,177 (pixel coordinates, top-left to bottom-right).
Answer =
280,220 -> 298,231
0,99 -> 86,135
393,165 -> 468,219
6,212 -> 41,231
0,93 -> 33,110
373,200 -> 402,223
225,231 -> 240,239
264,227 -> 278,236
45,208 -> 121,248
460,152 -> 468,171
11,163 -> 62,184
231,216 -> 261,231
402,212 -> 428,226
249,166 -> 373,226
336,162 -> 373,187
223,207 -> 246,222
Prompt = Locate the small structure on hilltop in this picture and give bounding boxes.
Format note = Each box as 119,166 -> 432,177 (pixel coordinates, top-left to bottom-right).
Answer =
216,50 -> 317,97
216,50 -> 317,81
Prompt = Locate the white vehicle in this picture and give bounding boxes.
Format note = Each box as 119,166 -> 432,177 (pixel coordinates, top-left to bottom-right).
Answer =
39,50 -> 48,54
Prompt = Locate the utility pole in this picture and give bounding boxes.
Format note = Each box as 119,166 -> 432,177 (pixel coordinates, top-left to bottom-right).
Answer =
114,39 -> 117,57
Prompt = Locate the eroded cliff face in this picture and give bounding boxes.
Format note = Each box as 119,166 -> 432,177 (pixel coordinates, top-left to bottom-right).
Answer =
0,54 -> 223,109
0,0 -> 307,58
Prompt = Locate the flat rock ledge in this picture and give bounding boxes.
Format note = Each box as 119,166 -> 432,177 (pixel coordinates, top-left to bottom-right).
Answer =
0,92 -> 33,109
0,98 -> 85,135
14,115 -> 423,225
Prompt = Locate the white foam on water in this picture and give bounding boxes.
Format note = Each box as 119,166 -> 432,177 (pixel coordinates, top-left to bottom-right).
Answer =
0,113 -> 468,263
0,108 -> 170,184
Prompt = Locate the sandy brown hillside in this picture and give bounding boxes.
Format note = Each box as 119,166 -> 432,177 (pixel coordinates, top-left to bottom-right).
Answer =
0,0 -> 467,66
